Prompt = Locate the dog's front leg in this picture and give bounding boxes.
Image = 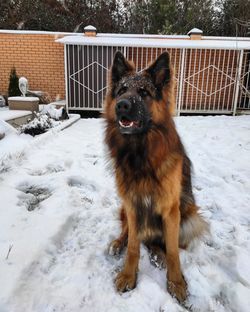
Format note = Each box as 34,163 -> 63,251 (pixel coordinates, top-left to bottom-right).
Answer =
115,207 -> 140,292
109,205 -> 128,256
163,203 -> 187,302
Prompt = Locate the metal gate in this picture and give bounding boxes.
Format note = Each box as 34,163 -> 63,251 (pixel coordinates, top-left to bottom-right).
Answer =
65,44 -> 124,110
65,44 -> 248,114
238,50 -> 250,111
126,47 -> 182,113
126,47 -> 241,114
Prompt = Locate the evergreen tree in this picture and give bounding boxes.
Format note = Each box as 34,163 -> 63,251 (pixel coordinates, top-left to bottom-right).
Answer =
8,67 -> 21,97
147,0 -> 216,35
218,0 -> 250,36
0,0 -> 249,36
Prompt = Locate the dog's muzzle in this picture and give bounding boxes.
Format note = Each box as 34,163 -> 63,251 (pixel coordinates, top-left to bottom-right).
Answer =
115,99 -> 143,134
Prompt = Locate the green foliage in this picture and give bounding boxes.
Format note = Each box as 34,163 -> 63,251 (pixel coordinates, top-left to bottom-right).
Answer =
125,0 -> 250,36
8,67 -> 21,97
0,0 -> 124,33
162,0 -> 216,35
218,0 -> 250,36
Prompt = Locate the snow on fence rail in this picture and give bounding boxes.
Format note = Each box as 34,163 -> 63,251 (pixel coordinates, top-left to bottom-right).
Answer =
58,34 -> 250,115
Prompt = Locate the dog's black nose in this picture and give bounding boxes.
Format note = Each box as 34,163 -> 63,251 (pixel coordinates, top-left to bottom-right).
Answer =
116,99 -> 132,115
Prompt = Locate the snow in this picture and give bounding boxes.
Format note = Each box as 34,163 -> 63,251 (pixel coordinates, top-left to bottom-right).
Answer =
8,97 -> 39,102
0,29 -> 188,39
84,25 -> 97,31
57,35 -> 250,50
0,119 -> 18,136
188,28 -> 203,35
49,100 -> 66,107
0,114 -> 80,173
41,104 -> 66,120
0,108 -> 32,121
0,115 -> 250,312
0,29 -> 73,35
1,29 -> 249,43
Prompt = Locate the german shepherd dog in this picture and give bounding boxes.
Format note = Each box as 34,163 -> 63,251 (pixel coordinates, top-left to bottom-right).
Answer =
104,51 -> 208,302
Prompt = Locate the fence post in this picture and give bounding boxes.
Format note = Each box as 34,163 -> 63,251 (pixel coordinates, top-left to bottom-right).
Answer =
233,49 -> 244,115
64,44 -> 69,113
177,48 -> 186,116
124,46 -> 127,58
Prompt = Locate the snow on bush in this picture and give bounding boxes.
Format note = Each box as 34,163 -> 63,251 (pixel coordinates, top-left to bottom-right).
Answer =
19,105 -> 69,136
20,113 -> 60,136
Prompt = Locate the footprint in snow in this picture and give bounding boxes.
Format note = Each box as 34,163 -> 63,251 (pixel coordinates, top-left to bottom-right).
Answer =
28,163 -> 65,176
17,184 -> 52,211
67,176 -> 96,192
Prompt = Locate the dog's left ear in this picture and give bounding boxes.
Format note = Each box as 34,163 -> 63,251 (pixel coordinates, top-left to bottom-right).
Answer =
145,52 -> 171,90
111,51 -> 134,84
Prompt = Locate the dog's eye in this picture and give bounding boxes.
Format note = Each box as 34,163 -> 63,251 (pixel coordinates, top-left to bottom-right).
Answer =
139,88 -> 150,98
117,86 -> 128,96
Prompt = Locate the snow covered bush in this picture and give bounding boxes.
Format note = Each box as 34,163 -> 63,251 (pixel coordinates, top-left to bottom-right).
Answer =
19,105 -> 69,136
20,113 -> 60,136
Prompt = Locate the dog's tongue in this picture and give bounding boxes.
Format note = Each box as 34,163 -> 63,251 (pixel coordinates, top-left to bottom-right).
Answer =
122,119 -> 132,127
119,119 -> 140,128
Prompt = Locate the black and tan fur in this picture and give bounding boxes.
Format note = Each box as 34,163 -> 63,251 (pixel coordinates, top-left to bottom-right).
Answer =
104,51 -> 208,302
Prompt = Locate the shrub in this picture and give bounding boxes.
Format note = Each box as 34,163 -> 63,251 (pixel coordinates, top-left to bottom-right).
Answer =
20,113 -> 59,136
8,67 -> 21,97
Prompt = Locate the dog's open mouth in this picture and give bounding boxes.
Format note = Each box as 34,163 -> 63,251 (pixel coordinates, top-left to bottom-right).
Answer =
119,117 -> 142,129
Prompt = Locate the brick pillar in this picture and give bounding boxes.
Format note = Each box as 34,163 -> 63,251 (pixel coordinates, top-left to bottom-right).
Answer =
187,28 -> 203,40
84,25 -> 97,37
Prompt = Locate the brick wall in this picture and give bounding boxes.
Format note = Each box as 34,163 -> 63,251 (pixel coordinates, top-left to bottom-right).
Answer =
1,31 -> 246,112
0,32 -> 65,100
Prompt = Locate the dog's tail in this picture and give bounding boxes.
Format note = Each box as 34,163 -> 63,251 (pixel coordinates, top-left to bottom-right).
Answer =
179,205 -> 209,249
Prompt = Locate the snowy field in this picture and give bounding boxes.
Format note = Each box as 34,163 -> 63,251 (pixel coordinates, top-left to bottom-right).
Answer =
0,115 -> 250,312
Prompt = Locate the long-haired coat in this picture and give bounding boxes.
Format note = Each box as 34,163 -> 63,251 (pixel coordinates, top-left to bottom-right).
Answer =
104,51 -> 208,302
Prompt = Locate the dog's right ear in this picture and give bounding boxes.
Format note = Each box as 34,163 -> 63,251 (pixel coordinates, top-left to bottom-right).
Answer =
111,51 -> 134,84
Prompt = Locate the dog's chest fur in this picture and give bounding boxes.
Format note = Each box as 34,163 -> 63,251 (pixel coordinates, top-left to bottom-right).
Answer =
117,139 -> 164,240
131,193 -> 163,241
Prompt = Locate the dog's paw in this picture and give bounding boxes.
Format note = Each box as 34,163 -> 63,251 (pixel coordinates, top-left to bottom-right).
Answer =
167,275 -> 187,303
115,271 -> 137,292
108,239 -> 124,256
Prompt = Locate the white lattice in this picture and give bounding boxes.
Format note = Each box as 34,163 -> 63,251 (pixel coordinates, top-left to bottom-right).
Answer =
185,65 -> 235,97
70,61 -> 108,95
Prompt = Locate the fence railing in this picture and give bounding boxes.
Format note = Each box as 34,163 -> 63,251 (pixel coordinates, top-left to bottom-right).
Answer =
65,43 -> 250,114
238,50 -> 250,111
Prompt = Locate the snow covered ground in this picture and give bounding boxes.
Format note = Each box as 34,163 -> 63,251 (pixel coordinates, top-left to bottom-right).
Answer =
0,115 -> 250,312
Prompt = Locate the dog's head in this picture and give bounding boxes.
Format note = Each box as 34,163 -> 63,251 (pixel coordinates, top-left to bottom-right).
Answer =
105,51 -> 175,135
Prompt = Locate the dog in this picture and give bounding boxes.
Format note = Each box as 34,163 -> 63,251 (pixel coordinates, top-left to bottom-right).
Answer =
104,51 -> 208,302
